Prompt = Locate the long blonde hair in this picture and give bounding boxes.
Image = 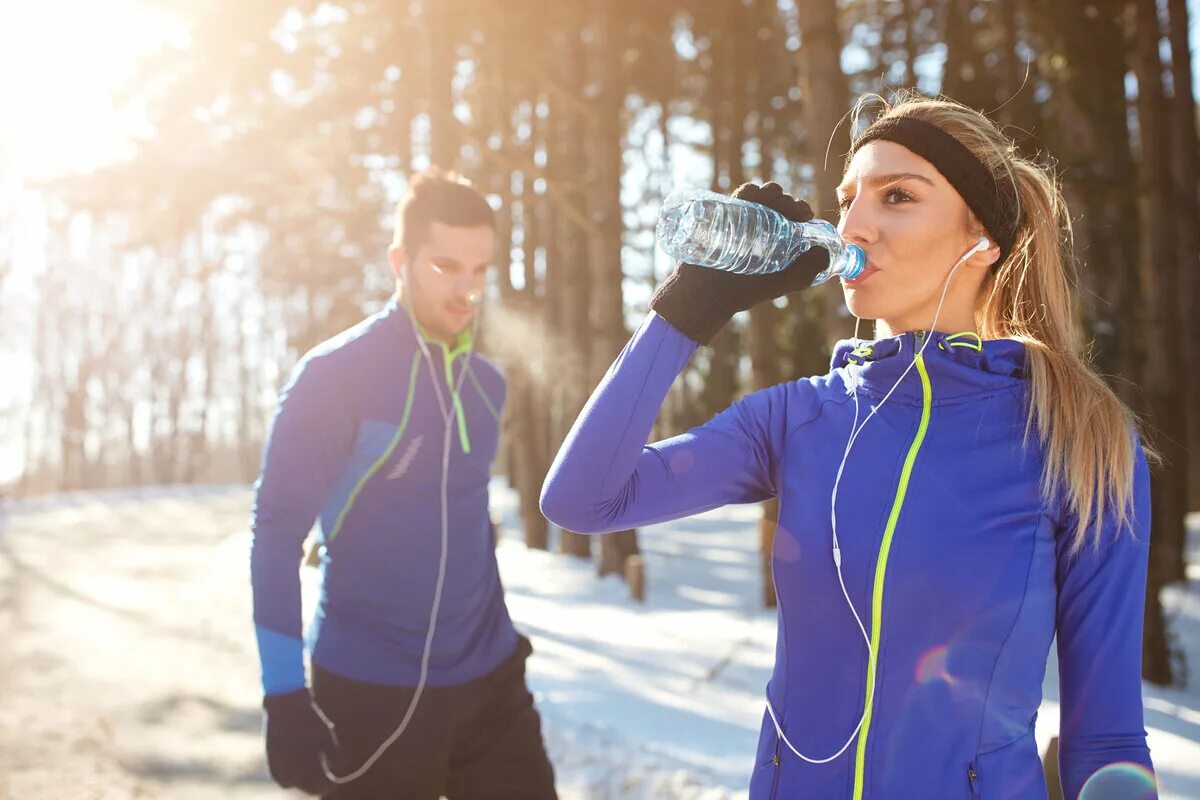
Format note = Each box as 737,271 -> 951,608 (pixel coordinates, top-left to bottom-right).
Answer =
848,92 -> 1145,554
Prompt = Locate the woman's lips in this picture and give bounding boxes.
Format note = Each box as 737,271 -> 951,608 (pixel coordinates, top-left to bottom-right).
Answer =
843,262 -> 880,284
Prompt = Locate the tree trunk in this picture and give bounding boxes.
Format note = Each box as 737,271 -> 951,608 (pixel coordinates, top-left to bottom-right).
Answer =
796,0 -> 854,348
549,7 -> 592,561
699,326 -> 740,421
591,2 -> 639,579
1036,0 -> 1142,394
897,0 -> 915,88
1133,0 -> 1186,685
507,103 -> 552,549
492,7 -> 554,549
1165,0 -> 1200,510
508,349 -> 550,551
1042,735 -> 1064,800
941,0 -> 974,103
427,0 -> 459,168
62,360 -> 88,491
792,0 -> 853,605
995,0 -> 1040,143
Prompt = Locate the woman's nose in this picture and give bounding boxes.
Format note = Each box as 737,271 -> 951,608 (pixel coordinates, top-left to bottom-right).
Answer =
837,198 -> 874,247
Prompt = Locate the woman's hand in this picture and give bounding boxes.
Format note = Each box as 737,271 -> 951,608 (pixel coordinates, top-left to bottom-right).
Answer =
649,182 -> 829,345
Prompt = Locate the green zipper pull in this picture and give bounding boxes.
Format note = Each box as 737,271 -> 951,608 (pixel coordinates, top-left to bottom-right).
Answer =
451,392 -> 471,454
442,347 -> 472,455
412,317 -> 475,455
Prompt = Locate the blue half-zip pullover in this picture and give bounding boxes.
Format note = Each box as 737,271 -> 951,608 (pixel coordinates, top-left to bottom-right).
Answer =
251,299 -> 517,694
541,312 -> 1154,799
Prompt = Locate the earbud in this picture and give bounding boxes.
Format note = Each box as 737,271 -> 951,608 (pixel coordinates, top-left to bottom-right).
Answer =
959,236 -> 990,265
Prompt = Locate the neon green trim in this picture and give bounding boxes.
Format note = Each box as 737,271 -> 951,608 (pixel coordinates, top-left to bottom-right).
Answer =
412,316 -> 474,354
327,350 -> 422,543
851,351 -> 933,800
466,367 -> 501,423
438,343 -> 472,455
451,391 -> 471,454
413,323 -> 474,455
945,331 -> 983,351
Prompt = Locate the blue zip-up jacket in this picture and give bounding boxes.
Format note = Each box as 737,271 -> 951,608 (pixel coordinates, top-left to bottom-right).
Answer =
251,299 -> 517,694
540,313 -> 1155,800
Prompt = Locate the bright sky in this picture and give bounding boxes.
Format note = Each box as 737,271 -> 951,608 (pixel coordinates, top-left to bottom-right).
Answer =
0,1 -> 1196,184
0,1 -> 184,484
0,0 -> 184,184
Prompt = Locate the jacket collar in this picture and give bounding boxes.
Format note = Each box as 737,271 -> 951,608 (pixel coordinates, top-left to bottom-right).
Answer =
830,330 -> 1027,404
383,297 -> 474,358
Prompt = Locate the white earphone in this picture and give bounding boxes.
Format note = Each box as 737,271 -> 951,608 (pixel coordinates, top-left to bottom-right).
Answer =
322,263 -> 482,786
766,235 -> 991,765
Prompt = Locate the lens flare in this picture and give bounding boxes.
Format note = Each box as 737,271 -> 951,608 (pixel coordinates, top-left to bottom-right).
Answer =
1078,762 -> 1157,800
914,644 -> 954,685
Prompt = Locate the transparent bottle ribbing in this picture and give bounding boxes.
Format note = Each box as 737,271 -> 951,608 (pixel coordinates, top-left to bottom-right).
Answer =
655,188 -> 866,285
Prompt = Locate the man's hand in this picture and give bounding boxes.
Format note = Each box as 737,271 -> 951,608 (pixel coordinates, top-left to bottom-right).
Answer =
263,688 -> 338,795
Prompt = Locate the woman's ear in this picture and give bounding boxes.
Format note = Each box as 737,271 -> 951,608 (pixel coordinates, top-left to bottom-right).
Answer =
979,238 -> 1002,270
968,232 -> 1001,269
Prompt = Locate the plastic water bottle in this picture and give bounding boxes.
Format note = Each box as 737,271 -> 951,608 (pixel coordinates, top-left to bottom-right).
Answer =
656,188 -> 866,285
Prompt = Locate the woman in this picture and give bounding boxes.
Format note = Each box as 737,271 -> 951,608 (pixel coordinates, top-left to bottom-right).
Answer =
540,93 -> 1156,799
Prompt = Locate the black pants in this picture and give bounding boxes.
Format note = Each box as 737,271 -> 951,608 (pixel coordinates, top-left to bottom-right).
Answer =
313,636 -> 557,800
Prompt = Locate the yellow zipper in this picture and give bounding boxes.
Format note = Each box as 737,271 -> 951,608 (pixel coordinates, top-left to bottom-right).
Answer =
851,347 -> 933,799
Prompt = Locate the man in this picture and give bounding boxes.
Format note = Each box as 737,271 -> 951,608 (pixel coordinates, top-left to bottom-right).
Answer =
250,168 -> 557,799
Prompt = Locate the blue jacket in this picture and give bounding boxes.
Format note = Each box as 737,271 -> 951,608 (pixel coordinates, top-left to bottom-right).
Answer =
541,313 -> 1154,800
251,300 -> 517,694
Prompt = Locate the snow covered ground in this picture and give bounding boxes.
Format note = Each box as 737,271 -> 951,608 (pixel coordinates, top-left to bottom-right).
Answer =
0,482 -> 1197,798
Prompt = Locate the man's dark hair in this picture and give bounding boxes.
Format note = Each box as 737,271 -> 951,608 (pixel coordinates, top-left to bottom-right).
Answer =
392,167 -> 495,255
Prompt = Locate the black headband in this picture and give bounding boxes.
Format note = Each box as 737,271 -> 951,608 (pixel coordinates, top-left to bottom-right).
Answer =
848,116 -> 1019,263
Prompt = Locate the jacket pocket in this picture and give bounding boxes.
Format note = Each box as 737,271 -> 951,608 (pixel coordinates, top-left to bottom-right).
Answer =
748,714 -> 783,800
970,729 -> 1046,799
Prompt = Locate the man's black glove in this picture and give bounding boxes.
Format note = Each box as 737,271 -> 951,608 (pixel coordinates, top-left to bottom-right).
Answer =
649,182 -> 830,345
263,689 -> 337,795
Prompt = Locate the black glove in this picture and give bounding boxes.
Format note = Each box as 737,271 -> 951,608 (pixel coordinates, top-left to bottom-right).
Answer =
263,689 -> 337,795
649,182 -> 830,345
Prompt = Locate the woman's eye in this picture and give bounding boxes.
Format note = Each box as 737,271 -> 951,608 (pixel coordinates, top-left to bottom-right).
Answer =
837,196 -> 854,210
884,188 -> 914,204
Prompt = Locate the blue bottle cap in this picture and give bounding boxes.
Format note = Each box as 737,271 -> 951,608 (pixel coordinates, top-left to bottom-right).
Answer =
842,244 -> 866,280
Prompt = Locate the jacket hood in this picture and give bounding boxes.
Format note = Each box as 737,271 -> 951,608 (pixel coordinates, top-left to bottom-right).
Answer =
830,330 -> 1027,405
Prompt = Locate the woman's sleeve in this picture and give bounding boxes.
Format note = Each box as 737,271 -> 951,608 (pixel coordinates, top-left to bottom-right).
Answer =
540,312 -> 798,534
1054,442 -> 1157,798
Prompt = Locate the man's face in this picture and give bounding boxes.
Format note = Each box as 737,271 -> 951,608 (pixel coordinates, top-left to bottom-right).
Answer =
390,221 -> 494,345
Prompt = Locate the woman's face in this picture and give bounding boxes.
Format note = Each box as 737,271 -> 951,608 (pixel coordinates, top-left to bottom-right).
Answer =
836,140 -> 999,335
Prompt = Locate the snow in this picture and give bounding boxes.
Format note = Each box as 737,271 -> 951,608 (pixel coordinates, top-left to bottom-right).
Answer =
0,483 -> 1197,798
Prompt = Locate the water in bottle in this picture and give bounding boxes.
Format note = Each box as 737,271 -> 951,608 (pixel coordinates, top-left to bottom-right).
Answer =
655,188 -> 866,285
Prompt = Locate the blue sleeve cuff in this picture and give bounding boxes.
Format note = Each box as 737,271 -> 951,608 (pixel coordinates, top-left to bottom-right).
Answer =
255,625 -> 307,695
